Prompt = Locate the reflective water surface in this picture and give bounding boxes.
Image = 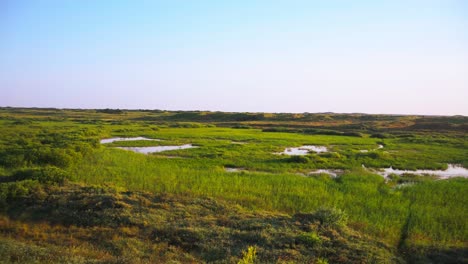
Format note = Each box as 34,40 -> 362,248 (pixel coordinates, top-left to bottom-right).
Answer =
116,144 -> 196,154
278,145 -> 328,155
100,137 -> 160,144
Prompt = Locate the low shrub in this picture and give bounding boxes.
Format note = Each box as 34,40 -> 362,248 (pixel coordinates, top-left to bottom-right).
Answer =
371,133 -> 392,139
13,166 -> 68,185
297,232 -> 321,247
313,208 -> 348,228
238,246 -> 257,264
286,155 -> 310,163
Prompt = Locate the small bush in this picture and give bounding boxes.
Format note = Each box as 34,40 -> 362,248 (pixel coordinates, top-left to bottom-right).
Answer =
287,156 -> 309,163
14,166 -> 68,185
238,246 -> 257,264
0,180 -> 42,206
371,133 -> 391,139
316,257 -> 329,264
0,151 -> 26,168
313,207 -> 348,228
357,152 -> 382,159
342,132 -> 363,137
297,232 -> 321,247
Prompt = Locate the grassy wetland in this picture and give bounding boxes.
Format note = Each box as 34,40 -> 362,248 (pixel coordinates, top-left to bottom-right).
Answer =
0,107 -> 467,263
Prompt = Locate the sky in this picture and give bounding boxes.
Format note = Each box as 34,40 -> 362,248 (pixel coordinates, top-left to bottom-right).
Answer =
1,0 -> 467,115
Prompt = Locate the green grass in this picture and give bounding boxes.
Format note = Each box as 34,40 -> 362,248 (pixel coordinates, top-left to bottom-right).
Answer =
68,147 -> 467,248
0,107 -> 467,262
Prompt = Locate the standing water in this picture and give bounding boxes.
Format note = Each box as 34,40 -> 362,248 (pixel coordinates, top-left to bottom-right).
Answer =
100,137 -> 160,144
277,145 -> 328,155
116,144 -> 196,154
375,164 -> 468,179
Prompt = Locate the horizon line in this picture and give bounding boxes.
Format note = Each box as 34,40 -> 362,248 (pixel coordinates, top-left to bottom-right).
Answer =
1,105 -> 466,118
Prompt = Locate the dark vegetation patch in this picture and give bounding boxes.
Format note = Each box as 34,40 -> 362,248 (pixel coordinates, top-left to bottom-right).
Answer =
96,108 -> 124,114
262,127 -> 364,137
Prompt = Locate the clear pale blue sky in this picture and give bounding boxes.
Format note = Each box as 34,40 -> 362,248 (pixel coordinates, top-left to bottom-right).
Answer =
1,0 -> 467,115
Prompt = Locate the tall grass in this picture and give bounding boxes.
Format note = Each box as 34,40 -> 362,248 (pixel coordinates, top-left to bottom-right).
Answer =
70,148 -> 467,247
2,110 -> 467,251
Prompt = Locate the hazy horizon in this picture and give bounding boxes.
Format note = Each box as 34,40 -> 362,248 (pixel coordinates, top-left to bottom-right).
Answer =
2,105 -> 468,117
1,1 -> 467,115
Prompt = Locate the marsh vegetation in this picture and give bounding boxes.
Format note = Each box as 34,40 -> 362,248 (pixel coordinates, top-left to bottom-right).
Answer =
0,107 -> 467,263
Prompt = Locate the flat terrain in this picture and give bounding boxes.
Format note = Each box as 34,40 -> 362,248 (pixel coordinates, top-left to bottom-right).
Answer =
0,107 -> 467,263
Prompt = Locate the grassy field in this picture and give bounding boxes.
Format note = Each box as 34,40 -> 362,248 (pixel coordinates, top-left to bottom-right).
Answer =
0,107 -> 467,263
